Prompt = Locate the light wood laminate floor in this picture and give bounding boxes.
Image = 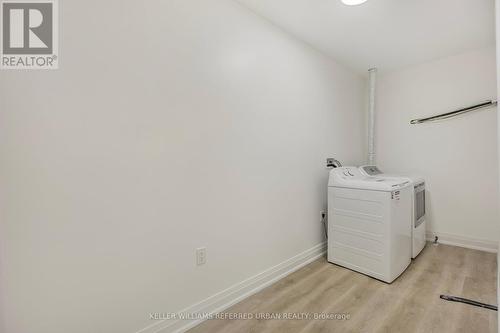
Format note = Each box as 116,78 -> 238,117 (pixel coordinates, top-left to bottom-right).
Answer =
189,244 -> 497,333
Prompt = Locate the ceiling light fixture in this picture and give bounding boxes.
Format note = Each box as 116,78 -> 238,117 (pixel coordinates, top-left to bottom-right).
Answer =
341,0 -> 368,5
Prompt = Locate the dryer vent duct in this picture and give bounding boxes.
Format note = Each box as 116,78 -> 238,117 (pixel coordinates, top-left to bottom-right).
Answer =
368,68 -> 377,165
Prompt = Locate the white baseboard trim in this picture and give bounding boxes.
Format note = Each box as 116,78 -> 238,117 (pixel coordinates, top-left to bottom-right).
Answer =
426,231 -> 498,253
136,242 -> 327,333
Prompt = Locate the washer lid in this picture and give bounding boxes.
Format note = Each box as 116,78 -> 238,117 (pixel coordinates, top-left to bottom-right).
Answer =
359,165 -> 423,184
328,167 -> 411,191
359,165 -> 383,176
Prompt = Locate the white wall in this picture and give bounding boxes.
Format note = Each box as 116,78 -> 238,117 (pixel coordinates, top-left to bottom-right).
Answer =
495,1 -> 500,330
0,1 -> 365,332
376,47 -> 499,245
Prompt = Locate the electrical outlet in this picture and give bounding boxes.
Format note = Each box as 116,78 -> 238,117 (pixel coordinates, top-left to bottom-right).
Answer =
196,247 -> 207,266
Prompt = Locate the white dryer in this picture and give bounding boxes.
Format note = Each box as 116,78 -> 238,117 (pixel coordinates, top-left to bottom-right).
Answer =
359,165 -> 426,259
328,167 -> 412,283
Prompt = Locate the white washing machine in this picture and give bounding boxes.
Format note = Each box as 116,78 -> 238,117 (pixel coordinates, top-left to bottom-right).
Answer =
328,167 -> 412,283
359,165 -> 426,259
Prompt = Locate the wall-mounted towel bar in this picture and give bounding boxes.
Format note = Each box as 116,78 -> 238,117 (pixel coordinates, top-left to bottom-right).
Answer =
410,100 -> 497,124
